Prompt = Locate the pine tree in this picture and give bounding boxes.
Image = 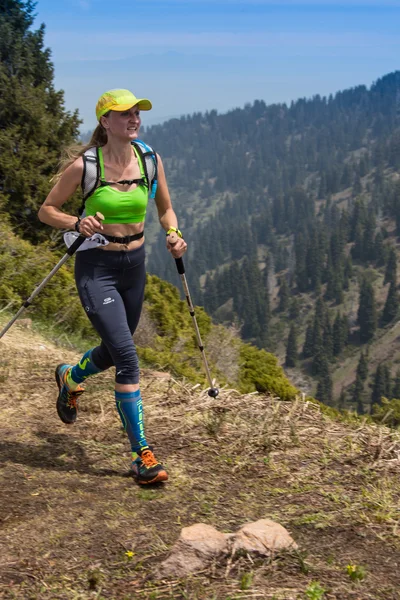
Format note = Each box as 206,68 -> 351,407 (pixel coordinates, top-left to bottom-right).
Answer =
333,313 -> 343,356
381,280 -> 399,326
315,354 -> 333,405
356,352 -> 368,381
0,0 -> 81,241
350,199 -> 366,242
333,312 -> 349,356
357,277 -> 377,343
374,231 -> 387,266
306,229 -> 323,291
384,248 -> 397,285
278,277 -> 290,312
203,273 -> 217,313
285,325 -> 298,367
343,256 -> 353,290
338,387 -> 347,410
352,373 -> 365,414
325,261 -> 344,304
341,314 -> 350,345
383,365 -> 392,399
289,297 -> 300,320
351,221 -> 364,261
302,324 -> 314,358
371,364 -> 386,408
339,209 -> 350,245
312,347 -> 326,377
322,311 -> 333,361
310,298 -> 327,373
392,369 -> 400,399
295,233 -> 309,292
362,213 -> 376,262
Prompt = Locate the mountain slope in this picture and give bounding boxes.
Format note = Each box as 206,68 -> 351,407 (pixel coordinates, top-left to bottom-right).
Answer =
0,320 -> 399,599
143,71 -> 400,410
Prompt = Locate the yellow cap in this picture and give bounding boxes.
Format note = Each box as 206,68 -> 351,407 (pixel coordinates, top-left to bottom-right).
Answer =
96,89 -> 152,121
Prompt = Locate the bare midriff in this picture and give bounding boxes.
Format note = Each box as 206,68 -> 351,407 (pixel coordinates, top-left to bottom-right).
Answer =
101,221 -> 145,251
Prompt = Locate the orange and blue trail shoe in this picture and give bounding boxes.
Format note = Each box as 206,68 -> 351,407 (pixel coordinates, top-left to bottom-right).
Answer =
132,447 -> 168,485
55,364 -> 85,425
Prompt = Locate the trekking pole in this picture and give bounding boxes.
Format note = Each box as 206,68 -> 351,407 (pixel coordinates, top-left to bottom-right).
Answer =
169,232 -> 219,398
0,212 -> 104,340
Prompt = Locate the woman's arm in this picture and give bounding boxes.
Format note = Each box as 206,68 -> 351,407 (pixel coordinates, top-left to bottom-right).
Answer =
154,154 -> 187,258
154,154 -> 178,231
38,157 -> 103,237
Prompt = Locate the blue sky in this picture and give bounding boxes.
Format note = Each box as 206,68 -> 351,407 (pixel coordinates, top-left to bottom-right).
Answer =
35,0 -> 400,131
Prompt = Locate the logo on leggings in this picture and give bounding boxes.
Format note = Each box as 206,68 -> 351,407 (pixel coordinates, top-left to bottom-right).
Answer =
103,297 -> 115,305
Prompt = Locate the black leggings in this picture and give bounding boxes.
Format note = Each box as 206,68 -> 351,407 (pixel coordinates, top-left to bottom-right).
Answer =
74,245 -> 146,385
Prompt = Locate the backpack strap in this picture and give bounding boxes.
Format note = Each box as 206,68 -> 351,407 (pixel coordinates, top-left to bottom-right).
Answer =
79,141 -> 158,216
131,139 -> 158,199
80,146 -> 100,216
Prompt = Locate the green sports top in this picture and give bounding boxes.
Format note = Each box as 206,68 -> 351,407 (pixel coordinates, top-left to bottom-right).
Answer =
84,146 -> 149,224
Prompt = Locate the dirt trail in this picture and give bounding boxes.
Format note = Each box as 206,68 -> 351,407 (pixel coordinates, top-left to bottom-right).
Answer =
0,323 -> 399,599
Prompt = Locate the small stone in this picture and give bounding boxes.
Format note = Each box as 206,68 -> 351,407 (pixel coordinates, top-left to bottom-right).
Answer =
180,523 -> 228,556
232,519 -> 298,556
157,523 -> 229,578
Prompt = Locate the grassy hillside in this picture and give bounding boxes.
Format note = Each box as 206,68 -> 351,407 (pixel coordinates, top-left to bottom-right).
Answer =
0,321 -> 399,599
0,220 -> 297,402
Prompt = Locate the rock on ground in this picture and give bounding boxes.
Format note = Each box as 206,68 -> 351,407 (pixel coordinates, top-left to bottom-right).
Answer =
232,518 -> 298,555
157,523 -> 229,578
158,519 -> 297,578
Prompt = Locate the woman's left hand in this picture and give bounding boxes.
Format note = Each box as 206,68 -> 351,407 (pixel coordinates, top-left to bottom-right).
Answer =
166,234 -> 188,258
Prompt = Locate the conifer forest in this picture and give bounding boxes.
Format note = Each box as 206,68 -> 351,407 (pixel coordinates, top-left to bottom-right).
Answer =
143,73 -> 400,413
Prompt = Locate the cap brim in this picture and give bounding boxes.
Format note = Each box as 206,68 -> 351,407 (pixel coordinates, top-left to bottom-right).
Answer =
111,99 -> 152,112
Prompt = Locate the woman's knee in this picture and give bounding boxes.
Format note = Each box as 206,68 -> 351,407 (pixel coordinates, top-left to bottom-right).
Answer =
115,346 -> 140,384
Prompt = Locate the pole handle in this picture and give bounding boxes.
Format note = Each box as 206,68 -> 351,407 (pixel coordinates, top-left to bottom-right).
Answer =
175,257 -> 185,275
67,212 -> 105,256
167,231 -> 186,274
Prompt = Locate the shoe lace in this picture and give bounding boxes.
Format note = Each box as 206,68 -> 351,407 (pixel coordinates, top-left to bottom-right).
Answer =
66,389 -> 84,409
140,450 -> 159,468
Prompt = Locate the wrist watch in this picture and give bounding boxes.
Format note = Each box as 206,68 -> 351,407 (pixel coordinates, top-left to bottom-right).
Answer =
166,227 -> 182,238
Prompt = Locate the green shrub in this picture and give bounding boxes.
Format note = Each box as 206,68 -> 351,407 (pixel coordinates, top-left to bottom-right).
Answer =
238,343 -> 298,399
372,397 -> 400,429
145,274 -> 212,346
0,222 -> 94,339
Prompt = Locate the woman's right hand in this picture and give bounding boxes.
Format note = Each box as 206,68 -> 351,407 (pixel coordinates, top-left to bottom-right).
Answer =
78,215 -> 104,237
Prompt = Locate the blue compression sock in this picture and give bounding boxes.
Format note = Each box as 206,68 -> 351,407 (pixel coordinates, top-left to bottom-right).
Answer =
115,390 -> 148,454
68,349 -> 102,386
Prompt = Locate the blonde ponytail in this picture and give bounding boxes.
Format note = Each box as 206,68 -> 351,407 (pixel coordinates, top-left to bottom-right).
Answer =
51,124 -> 108,183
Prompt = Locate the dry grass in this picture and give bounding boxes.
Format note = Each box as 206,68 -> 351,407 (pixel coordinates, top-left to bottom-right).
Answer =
0,319 -> 400,599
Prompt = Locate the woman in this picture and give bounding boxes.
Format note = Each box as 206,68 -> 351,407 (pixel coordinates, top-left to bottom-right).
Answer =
38,89 -> 187,485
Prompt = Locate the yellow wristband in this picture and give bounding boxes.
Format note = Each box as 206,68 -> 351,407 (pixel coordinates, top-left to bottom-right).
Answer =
166,227 -> 182,238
